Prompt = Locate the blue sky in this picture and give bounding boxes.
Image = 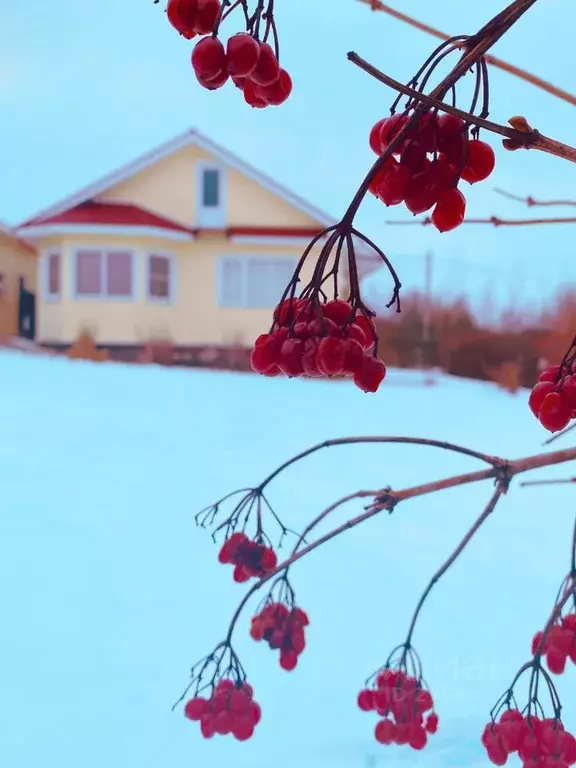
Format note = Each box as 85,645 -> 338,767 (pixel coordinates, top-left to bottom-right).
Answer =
1,0 -> 575,315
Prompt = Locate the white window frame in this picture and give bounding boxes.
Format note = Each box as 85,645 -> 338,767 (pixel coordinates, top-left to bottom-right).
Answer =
217,255 -> 297,309
41,249 -> 62,302
195,161 -> 226,228
146,251 -> 176,304
71,247 -> 137,301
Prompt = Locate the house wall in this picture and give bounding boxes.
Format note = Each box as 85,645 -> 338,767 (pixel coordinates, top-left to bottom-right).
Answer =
35,232 -> 324,346
99,145 -> 322,229
0,231 -> 37,336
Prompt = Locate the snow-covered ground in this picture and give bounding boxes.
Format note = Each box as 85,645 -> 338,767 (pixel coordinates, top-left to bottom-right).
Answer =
0,351 -> 574,768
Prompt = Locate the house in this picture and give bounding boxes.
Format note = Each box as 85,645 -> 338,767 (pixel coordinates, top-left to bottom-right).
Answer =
0,221 -> 37,340
15,128 -> 381,361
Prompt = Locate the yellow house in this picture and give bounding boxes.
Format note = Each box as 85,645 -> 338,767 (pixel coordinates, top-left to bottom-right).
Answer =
16,128 -> 380,360
0,221 -> 37,340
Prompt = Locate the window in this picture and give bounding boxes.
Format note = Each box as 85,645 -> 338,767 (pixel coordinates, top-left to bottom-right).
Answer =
74,248 -> 133,298
217,256 -> 297,308
147,254 -> 173,301
202,169 -> 220,208
196,164 -> 225,227
43,251 -> 61,300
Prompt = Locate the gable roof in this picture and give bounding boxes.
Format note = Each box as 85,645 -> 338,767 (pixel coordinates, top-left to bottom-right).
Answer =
21,128 -> 337,229
27,200 -> 194,233
0,219 -> 36,253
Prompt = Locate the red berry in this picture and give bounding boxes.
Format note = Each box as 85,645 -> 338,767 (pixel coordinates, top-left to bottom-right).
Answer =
532,631 -> 547,655
184,696 -> 209,721
250,42 -> 279,86
425,712 -> 439,734
243,79 -> 268,108
167,0 -> 198,38
561,375 -> 576,409
226,33 -> 260,77
529,381 -> 557,416
431,188 -> 466,232
278,338 -> 305,376
409,725 -> 428,750
437,114 -> 468,162
374,162 -> 410,206
194,0 -> 221,34
200,715 -> 216,738
379,114 -> 410,151
197,68 -> 228,90
274,297 -> 300,325
375,718 -> 396,745
400,140 -> 427,173
354,355 -> 386,393
357,689 -> 374,711
280,649 -> 298,671
342,339 -> 365,375
231,716 -> 254,741
316,337 -> 346,376
233,564 -> 250,583
191,37 -> 226,81
322,299 -> 353,326
301,337 -> 321,377
540,365 -> 561,383
547,649 -> 568,674
539,391 -> 572,432
369,118 -> 387,154
250,334 -> 279,374
261,69 -> 292,105
353,315 -> 376,350
460,139 -> 496,183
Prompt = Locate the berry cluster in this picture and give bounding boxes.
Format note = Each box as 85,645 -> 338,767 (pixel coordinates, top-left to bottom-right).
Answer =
482,711 -> 576,767
250,297 -> 387,393
250,601 -> 309,671
532,613 -> 576,674
218,532 -> 277,583
529,364 -> 576,433
167,1 -> 291,106
184,679 -> 261,740
368,111 -> 495,232
357,669 -> 438,749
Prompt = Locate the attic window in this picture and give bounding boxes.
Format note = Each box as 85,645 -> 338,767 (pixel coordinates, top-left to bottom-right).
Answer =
202,169 -> 220,208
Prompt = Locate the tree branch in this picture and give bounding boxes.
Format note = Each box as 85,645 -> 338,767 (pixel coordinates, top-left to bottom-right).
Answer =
494,188 -> 576,208
404,482 -> 507,647
356,0 -> 576,108
385,216 -> 576,227
223,441 -> 576,642
348,52 -> 576,166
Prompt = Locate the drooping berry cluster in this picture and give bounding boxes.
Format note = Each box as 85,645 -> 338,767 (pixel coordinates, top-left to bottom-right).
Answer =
357,669 -> 438,749
167,0 -> 291,106
368,110 -> 495,232
482,711 -> 576,767
218,532 -> 277,583
532,613 -> 576,675
529,363 -> 576,433
250,601 -> 309,671
250,297 -> 387,393
184,679 -> 262,740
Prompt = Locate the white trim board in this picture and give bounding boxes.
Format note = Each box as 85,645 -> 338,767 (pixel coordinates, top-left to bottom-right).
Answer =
17,224 -> 194,242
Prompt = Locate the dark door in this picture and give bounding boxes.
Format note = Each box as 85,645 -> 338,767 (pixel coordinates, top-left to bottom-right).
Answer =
18,277 -> 36,340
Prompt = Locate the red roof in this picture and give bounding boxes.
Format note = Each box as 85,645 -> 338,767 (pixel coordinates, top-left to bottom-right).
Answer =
26,200 -> 194,234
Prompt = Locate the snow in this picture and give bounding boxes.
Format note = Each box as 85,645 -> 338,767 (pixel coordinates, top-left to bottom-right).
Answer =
0,350 -> 574,768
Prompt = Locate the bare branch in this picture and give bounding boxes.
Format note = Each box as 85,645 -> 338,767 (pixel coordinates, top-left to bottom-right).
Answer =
223,441 -> 576,642
494,188 -> 576,208
348,52 -> 576,166
385,216 -> 576,227
356,0 -> 576,107
543,422 -> 576,446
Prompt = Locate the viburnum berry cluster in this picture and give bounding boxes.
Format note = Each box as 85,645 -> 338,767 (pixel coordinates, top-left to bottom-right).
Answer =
166,0 -> 291,106
531,576 -> 576,675
482,710 -> 576,767
250,297 -> 387,393
367,110 -> 495,232
184,678 -> 261,740
250,598 -> 309,671
358,647 -> 438,750
218,531 -> 277,583
179,642 -> 261,741
529,350 -> 576,433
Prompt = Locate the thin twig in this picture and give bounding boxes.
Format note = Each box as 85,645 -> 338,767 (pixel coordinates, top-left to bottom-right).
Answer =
356,0 -> 576,108
543,423 -> 576,446
385,216 -> 576,227
404,482 -> 507,646
520,478 -> 576,486
347,52 -> 576,165
494,189 -> 576,208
